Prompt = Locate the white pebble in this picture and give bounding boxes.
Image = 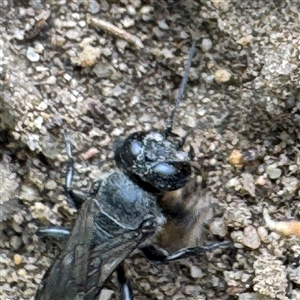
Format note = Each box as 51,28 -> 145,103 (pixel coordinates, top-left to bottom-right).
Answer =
102,47 -> 112,56
119,63 -> 128,72
89,0 -> 100,14
130,0 -> 141,8
34,116 -> 43,128
64,73 -> 72,81
45,180 -> 57,190
111,128 -> 123,136
78,20 -> 86,27
201,38 -> 213,52
161,48 -> 174,59
66,29 -> 79,40
43,76 -> 57,84
214,69 -> 232,83
180,31 -> 189,39
10,236 -> 22,250
34,43 -> 44,53
26,47 -> 40,62
266,164 -> 282,179
158,20 -> 169,30
140,5 -> 153,14
190,266 -> 203,279
127,5 -> 136,15
14,28 -> 25,40
122,17 -> 135,28
72,13 -> 80,20
35,66 -> 48,72
116,39 -> 128,53
36,102 -> 48,111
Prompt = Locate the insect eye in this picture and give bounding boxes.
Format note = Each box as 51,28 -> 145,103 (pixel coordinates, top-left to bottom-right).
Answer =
153,163 -> 176,176
147,162 -> 192,191
130,140 -> 142,156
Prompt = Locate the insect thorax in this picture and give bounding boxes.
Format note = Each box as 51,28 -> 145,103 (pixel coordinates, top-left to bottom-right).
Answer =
92,171 -> 163,235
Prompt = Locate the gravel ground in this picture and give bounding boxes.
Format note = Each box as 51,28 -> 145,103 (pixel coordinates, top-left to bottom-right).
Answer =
1,1 -> 300,300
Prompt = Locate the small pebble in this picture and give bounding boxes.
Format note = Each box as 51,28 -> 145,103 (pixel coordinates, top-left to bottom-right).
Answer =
34,116 -> 43,128
98,288 -> 114,300
17,268 -> 27,277
210,218 -> 227,237
256,176 -> 266,186
266,164 -> 282,179
66,29 -> 80,40
116,39 -> 128,53
238,292 -> 259,300
243,225 -> 261,249
73,45 -> 101,66
34,43 -> 44,53
161,48 -> 174,59
190,266 -> 203,279
36,101 -> 48,111
10,236 -> 22,250
201,38 -> 213,52
81,147 -> 99,160
92,63 -> 112,78
237,35 -> 253,45
180,31 -> 189,39
127,5 -> 136,15
0,269 -> 8,278
214,69 -> 232,83
140,5 -> 153,14
45,180 -> 57,190
64,73 -> 72,81
89,0 -> 100,14
78,20 -> 86,27
122,17 -> 134,28
157,20 -> 169,30
63,20 -> 77,28
281,176 -> 299,194
14,28 -> 25,40
24,264 -> 38,271
72,13 -> 80,20
229,149 -> 244,168
241,173 -> 256,197
43,75 -> 57,84
26,47 -> 40,62
13,254 -> 23,265
13,214 -> 24,224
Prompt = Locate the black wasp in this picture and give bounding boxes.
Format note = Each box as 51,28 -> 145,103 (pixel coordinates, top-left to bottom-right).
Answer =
35,41 -> 230,300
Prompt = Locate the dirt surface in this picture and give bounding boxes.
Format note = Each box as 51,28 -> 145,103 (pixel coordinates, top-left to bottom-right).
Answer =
1,1 -> 300,300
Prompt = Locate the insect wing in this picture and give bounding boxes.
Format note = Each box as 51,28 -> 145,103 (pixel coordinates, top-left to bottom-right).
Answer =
35,197 -> 149,300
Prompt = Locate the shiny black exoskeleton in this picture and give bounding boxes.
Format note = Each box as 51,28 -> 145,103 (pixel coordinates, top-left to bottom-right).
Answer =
115,131 -> 192,193
35,41 -> 230,300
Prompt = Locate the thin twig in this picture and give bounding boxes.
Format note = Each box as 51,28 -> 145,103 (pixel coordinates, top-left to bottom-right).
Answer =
88,16 -> 144,49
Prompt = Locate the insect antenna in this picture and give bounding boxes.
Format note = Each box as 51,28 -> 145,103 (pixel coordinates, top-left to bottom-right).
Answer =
165,40 -> 196,138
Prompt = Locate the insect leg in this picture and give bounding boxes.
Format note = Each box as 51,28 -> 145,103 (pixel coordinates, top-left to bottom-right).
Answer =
63,129 -> 86,209
36,227 -> 71,239
141,241 -> 231,264
117,263 -> 133,300
163,241 -> 232,262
